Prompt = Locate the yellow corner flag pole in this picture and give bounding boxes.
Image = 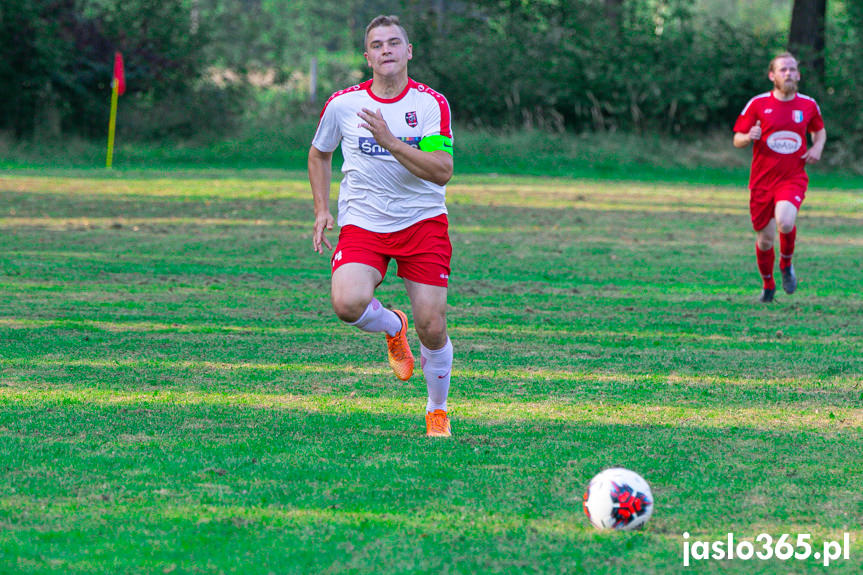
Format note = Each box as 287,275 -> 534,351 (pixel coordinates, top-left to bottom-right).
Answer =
106,78 -> 119,169
106,51 -> 125,169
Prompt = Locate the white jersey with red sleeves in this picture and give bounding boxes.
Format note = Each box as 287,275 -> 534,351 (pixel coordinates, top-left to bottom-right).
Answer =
733,92 -> 824,191
311,78 -> 453,233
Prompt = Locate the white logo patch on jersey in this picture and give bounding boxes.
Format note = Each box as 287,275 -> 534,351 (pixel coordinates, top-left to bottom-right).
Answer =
766,131 -> 802,155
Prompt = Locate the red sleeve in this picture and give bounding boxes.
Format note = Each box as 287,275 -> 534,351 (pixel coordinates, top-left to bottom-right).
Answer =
733,101 -> 758,134
808,103 -> 824,133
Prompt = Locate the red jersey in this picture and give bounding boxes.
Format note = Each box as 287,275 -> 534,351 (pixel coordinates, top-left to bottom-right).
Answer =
734,92 -> 824,191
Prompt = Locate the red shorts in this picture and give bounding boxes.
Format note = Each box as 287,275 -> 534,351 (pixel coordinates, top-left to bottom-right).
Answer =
331,214 -> 452,287
749,182 -> 806,231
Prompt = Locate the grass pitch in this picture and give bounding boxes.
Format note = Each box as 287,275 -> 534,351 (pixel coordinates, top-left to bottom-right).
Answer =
0,171 -> 861,574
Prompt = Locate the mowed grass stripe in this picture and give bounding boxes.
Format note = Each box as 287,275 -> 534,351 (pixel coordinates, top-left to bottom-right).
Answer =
2,316 -> 862,344
1,387 -> 860,431
5,173 -> 861,217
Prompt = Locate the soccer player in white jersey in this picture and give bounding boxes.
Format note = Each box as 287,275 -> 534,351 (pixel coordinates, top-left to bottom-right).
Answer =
309,15 -> 455,437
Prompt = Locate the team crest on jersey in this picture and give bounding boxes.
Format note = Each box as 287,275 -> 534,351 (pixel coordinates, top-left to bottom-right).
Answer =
793,110 -> 804,123
405,111 -> 418,127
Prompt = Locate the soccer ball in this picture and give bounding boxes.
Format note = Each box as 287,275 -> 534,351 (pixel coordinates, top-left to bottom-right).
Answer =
583,467 -> 654,531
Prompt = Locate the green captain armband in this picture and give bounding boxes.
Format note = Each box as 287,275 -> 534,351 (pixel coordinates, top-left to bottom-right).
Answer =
419,135 -> 454,156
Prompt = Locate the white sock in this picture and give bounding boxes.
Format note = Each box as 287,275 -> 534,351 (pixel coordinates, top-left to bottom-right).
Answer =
348,298 -> 401,336
422,338 -> 452,412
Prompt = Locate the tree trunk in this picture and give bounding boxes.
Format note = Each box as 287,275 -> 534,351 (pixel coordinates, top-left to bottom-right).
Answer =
605,0 -> 624,31
435,0 -> 445,34
35,83 -> 62,141
789,0 -> 826,81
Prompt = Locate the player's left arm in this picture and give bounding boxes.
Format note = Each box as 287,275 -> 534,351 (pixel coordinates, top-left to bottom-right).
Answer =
802,128 -> 826,164
357,107 -> 453,186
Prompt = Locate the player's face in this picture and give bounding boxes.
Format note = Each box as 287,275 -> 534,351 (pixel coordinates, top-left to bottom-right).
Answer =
769,57 -> 800,95
364,25 -> 412,78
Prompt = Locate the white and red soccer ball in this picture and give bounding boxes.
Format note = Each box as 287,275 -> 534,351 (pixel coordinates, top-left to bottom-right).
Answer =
583,467 -> 654,530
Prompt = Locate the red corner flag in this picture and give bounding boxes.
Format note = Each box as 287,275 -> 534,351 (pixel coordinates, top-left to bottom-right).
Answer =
113,51 -> 126,95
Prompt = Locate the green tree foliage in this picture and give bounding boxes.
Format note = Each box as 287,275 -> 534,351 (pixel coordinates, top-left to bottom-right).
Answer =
187,0 -> 410,138
0,0 -> 207,138
408,0 -> 785,133
4,0 -> 863,164
0,0 -> 75,137
197,0 -> 362,69
821,0 -> 863,167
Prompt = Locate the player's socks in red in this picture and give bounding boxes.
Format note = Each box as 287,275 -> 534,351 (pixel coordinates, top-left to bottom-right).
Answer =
779,226 -> 796,270
756,244 -> 775,290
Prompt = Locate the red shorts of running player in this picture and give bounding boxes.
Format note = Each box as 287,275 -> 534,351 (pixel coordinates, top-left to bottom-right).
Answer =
331,214 -> 452,287
749,181 -> 806,231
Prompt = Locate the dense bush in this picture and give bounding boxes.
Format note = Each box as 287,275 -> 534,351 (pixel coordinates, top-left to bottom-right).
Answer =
0,0 -> 207,139
819,2 -> 863,170
3,0 -> 862,168
405,0 -> 862,166
408,1 -> 785,134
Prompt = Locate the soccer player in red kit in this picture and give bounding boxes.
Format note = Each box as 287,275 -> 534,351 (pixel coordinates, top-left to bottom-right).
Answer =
733,53 -> 826,302
309,15 -> 455,436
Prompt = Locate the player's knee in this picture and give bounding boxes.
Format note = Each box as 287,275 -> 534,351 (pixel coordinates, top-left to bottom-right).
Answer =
331,294 -> 367,323
777,220 -> 795,234
414,315 -> 447,347
756,238 -> 773,251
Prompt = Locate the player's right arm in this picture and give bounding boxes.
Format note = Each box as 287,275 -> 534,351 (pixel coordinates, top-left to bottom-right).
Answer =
733,120 -> 761,148
309,145 -> 335,254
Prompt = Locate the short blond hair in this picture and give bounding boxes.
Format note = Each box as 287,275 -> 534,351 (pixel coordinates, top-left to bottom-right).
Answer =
769,52 -> 798,73
364,15 -> 409,48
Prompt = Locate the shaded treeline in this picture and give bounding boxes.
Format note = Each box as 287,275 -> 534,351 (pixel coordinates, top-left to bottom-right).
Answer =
1,0 -> 861,161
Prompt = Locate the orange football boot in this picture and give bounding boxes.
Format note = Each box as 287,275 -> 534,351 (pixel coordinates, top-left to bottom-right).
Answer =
425,409 -> 452,437
385,309 -> 414,381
